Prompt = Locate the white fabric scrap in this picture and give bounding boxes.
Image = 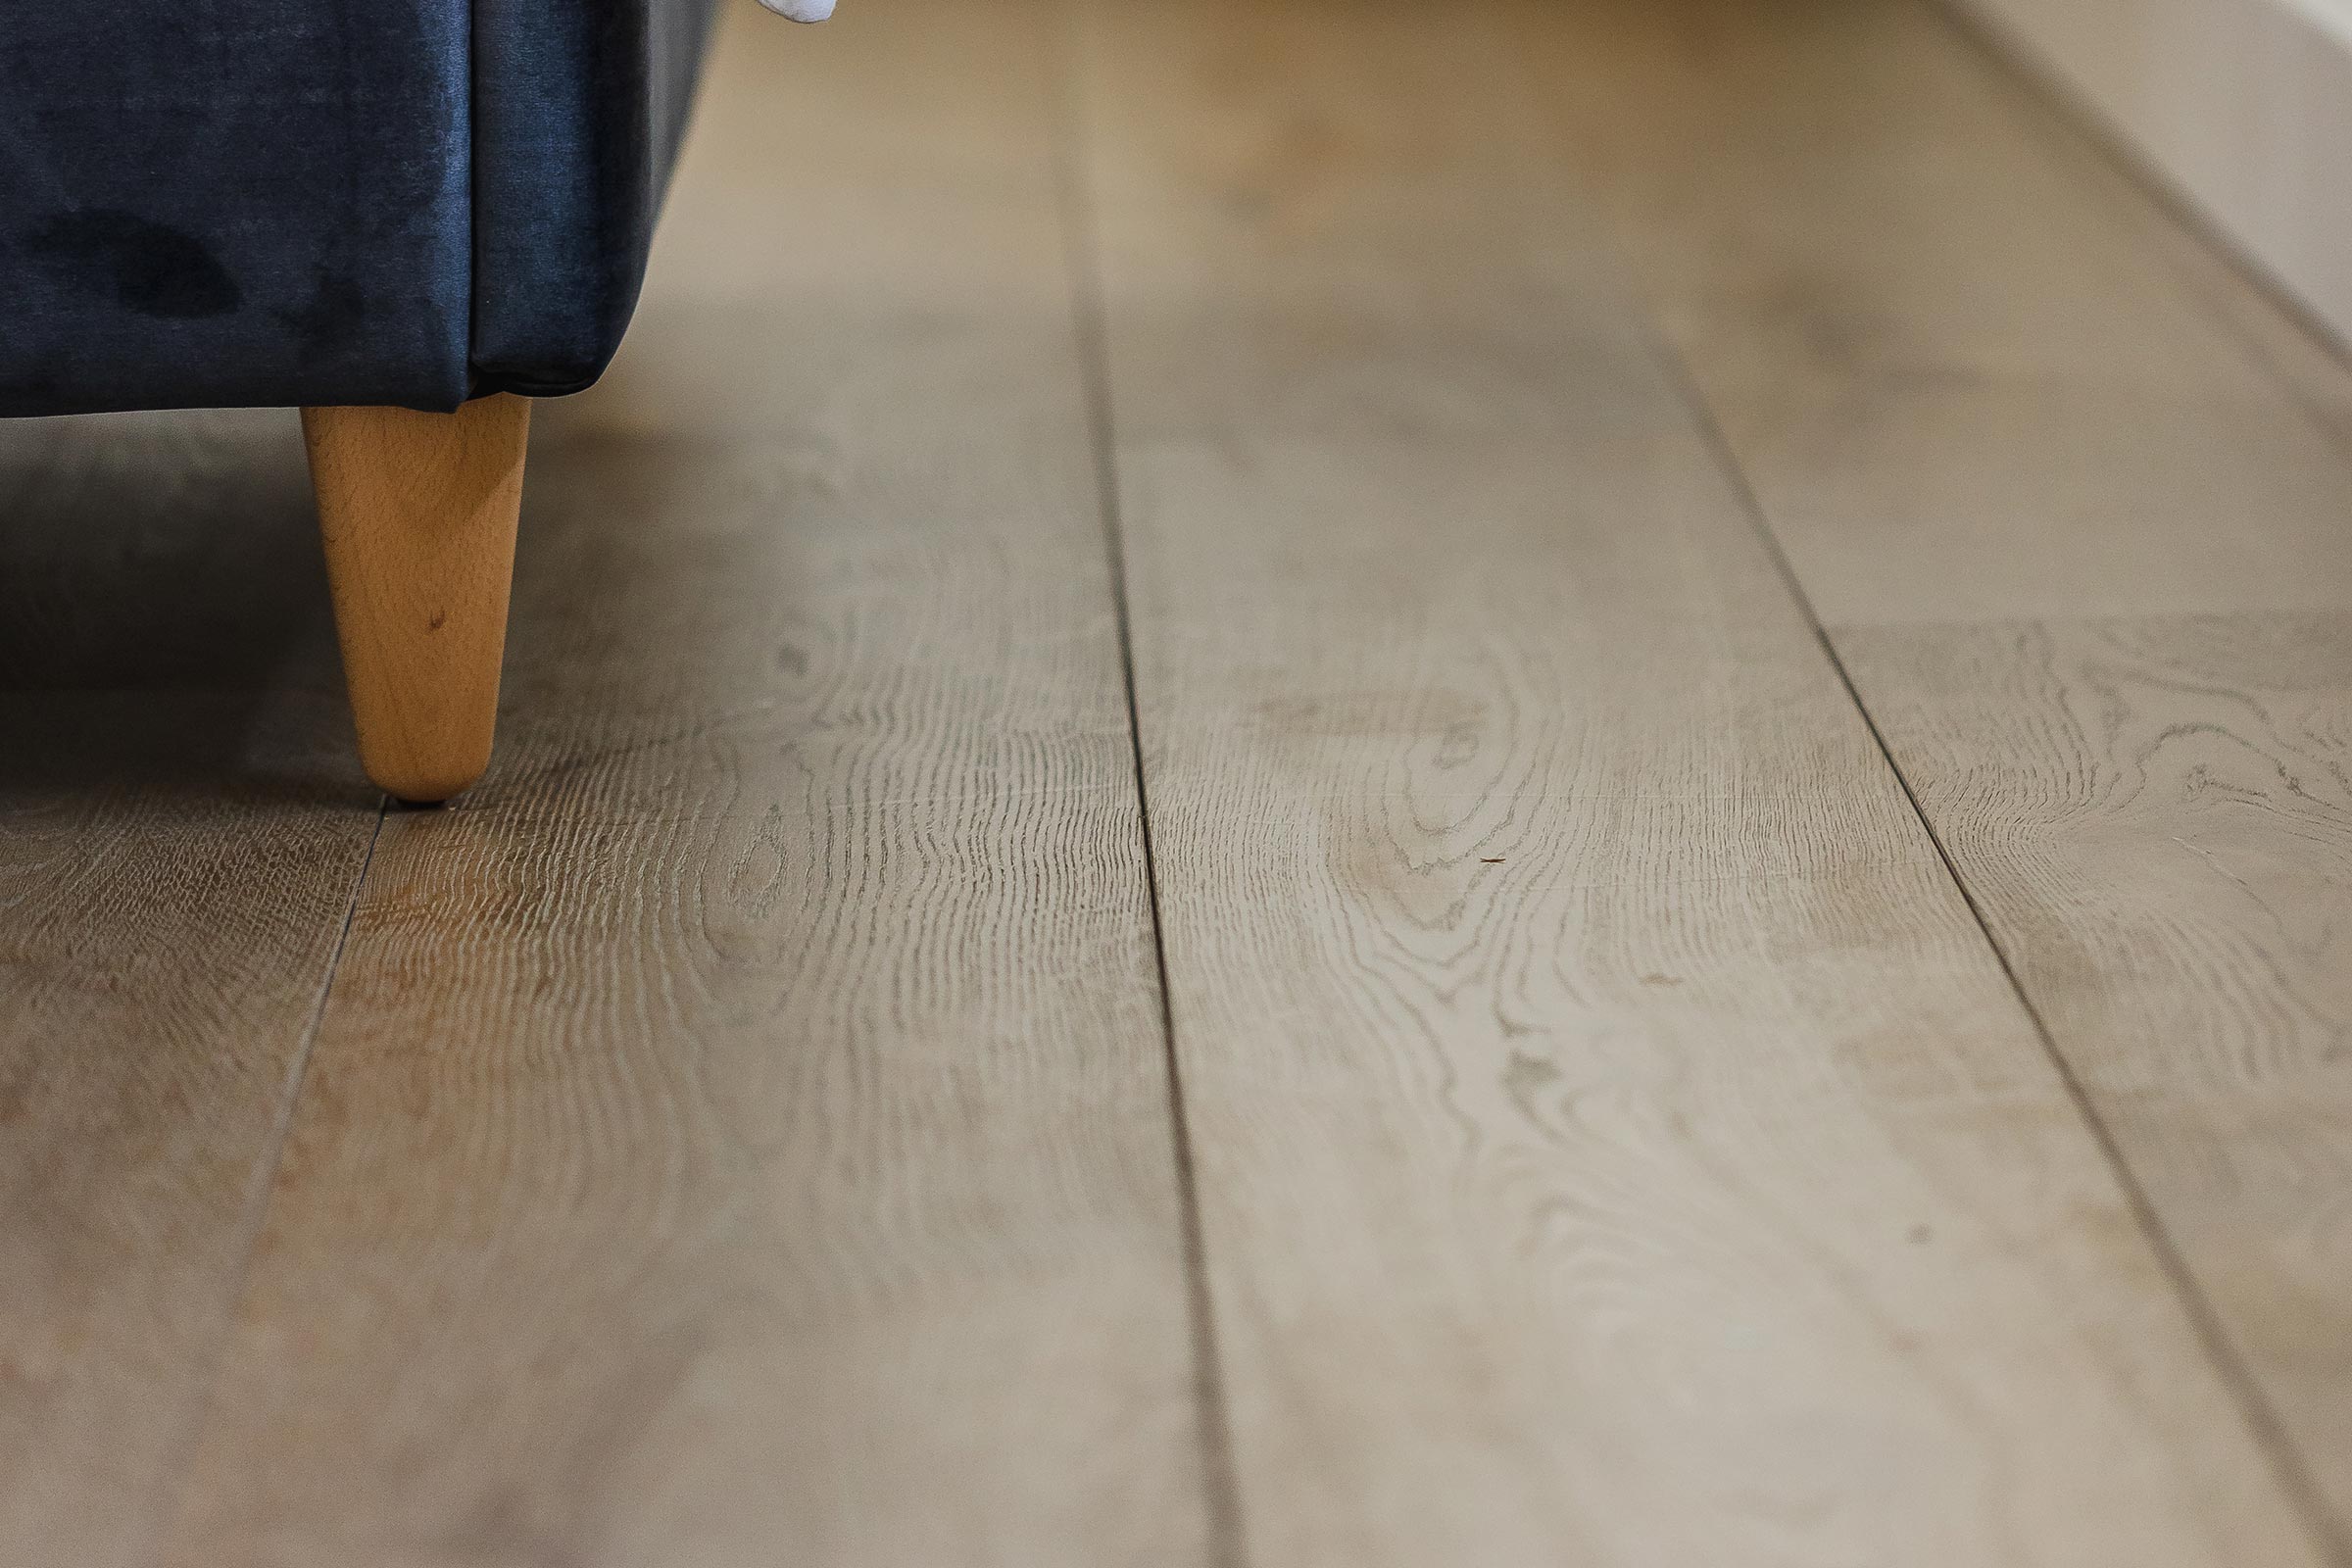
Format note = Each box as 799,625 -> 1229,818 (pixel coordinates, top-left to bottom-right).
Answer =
757,0 -> 834,19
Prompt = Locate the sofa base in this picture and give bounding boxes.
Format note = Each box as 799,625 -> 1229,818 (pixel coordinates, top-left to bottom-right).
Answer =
303,396 -> 530,805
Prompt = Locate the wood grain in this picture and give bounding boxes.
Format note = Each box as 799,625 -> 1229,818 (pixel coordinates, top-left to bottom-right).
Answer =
1068,0 -> 2330,1562
151,3 -> 1207,1564
0,409 -> 379,1568
1843,612 -> 2352,1505
10,1 -> 2348,1561
305,394 -> 531,805
1511,0 -> 2352,1544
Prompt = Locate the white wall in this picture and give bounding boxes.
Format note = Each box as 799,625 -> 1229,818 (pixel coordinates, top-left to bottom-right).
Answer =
1955,0 -> 2352,349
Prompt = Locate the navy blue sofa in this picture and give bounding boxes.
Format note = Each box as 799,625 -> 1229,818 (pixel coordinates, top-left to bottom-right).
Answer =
2,0 -> 719,416
2,0 -> 724,801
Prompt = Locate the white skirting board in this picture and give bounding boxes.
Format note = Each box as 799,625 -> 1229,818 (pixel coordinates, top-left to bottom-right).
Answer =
1952,0 -> 2352,349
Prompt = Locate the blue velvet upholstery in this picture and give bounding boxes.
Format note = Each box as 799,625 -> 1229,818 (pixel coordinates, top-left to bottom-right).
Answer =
474,0 -> 721,396
0,0 -> 718,417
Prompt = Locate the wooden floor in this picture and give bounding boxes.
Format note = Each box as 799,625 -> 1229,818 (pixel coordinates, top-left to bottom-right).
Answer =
5,0 -> 2351,1562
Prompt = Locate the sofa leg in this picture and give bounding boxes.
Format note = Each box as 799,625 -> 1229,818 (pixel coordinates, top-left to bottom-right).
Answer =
303,395 -> 531,806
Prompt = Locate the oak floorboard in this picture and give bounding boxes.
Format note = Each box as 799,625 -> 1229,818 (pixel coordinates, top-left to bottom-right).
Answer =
152,4 -> 1206,1564
0,410 -> 380,1568
1514,0 -> 2352,1545
1843,612 -> 2352,1509
1070,1 -> 2330,1563
1512,0 -> 2352,628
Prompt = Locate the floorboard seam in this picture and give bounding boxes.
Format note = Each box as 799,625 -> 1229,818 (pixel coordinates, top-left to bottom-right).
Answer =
131,793 -> 390,1565
1048,6 -> 1250,1563
1626,306 -> 2352,1564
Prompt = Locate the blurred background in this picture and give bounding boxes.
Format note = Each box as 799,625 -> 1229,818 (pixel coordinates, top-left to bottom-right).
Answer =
6,0 -> 2352,1564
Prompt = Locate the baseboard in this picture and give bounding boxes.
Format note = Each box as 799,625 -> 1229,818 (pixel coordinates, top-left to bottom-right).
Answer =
1951,0 -> 2352,353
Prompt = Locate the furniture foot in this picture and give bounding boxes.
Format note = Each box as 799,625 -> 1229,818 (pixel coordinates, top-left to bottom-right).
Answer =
303,395 -> 531,805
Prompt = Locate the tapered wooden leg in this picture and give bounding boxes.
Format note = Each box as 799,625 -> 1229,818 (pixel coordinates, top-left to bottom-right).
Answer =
303,395 -> 531,805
